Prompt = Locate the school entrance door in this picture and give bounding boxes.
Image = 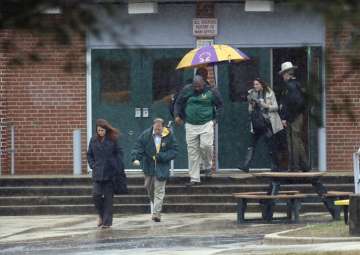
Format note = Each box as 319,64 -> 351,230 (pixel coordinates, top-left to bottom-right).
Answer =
91,47 -> 322,170
91,49 -> 193,169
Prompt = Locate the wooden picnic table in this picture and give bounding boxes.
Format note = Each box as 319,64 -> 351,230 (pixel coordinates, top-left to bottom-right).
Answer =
251,171 -> 349,221
252,172 -> 325,182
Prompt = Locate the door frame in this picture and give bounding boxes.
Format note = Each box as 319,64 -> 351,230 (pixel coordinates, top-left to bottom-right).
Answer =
86,45 -> 327,171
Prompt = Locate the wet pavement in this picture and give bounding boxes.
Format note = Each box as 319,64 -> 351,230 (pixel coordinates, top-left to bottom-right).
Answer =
0,213 -> 359,254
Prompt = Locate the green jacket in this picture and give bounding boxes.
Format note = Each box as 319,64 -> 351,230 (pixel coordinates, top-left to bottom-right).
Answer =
131,127 -> 178,181
174,84 -> 224,125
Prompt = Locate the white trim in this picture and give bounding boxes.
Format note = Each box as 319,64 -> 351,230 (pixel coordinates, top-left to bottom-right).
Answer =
86,47 -> 92,173
85,43 -> 324,50
88,44 -> 195,49
126,169 -> 189,172
270,48 -> 273,87
319,46 -> 327,171
216,43 -> 324,48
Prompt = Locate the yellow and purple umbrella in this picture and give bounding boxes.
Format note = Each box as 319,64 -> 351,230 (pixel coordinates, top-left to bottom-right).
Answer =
176,44 -> 249,69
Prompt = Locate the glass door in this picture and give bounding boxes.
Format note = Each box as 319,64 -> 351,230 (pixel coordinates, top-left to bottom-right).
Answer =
91,48 -> 192,169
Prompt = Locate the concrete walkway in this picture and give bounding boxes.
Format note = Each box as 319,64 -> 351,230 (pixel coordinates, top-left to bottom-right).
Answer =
0,213 -> 359,255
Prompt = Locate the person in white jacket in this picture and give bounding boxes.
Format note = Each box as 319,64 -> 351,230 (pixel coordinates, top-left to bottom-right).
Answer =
239,78 -> 283,172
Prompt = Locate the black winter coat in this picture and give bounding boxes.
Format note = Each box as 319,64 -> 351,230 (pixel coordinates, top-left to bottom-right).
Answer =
279,78 -> 306,123
87,136 -> 124,181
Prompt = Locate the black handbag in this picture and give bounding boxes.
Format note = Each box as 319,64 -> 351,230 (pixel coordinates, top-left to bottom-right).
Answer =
251,106 -> 269,134
112,169 -> 128,195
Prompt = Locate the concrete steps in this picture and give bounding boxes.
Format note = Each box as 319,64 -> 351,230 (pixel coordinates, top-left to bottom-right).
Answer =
0,172 -> 354,216
0,202 -> 336,216
0,184 -> 353,196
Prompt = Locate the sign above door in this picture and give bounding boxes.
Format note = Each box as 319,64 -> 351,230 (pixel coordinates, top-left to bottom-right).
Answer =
193,18 -> 218,37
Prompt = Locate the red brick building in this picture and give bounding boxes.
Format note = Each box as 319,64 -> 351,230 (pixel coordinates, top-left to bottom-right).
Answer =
0,1 -> 359,174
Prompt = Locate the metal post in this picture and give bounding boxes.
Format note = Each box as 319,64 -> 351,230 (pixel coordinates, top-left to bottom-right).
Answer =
73,129 -> 82,176
214,65 -> 219,172
354,152 -> 359,194
10,126 -> 15,175
167,121 -> 175,176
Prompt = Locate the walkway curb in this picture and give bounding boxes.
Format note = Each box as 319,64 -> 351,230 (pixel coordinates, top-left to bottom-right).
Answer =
264,226 -> 360,245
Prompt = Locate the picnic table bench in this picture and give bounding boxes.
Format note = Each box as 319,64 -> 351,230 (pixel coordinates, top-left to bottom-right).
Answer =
251,172 -> 351,220
233,172 -> 353,223
233,191 -> 307,223
334,199 -> 350,224
233,190 -> 353,224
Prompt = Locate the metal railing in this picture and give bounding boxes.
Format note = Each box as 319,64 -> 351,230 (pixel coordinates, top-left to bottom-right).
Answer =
0,127 -> 83,176
0,125 -> 15,175
10,126 -> 15,175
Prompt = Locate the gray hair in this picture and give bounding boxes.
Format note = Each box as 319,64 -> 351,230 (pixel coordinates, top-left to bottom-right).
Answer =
153,118 -> 165,126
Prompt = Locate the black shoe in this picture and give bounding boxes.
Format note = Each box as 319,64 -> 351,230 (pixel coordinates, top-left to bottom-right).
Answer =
239,147 -> 254,173
300,163 -> 311,172
186,181 -> 200,187
152,215 -> 161,222
200,168 -> 212,176
237,165 -> 249,173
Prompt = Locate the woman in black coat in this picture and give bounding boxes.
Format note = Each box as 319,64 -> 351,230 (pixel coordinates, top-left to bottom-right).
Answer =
87,119 -> 124,229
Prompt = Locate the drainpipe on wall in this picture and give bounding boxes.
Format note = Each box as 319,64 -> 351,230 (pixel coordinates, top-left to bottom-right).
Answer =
73,129 -> 82,176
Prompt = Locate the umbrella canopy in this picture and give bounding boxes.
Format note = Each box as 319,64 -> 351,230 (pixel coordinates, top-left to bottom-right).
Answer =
176,44 -> 249,69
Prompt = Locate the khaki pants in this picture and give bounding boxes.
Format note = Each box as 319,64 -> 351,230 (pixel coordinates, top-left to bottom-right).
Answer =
144,176 -> 166,217
287,113 -> 308,171
185,121 -> 214,183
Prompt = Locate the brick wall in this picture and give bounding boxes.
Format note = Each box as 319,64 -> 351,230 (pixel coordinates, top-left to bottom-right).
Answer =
326,24 -> 360,171
0,17 -> 87,174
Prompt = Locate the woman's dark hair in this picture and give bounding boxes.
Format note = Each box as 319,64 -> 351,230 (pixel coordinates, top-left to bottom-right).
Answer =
96,118 -> 119,141
254,78 -> 271,93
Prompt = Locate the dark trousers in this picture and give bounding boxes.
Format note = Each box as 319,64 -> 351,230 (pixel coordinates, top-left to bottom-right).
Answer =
93,180 -> 114,226
249,128 -> 278,171
249,129 -> 274,152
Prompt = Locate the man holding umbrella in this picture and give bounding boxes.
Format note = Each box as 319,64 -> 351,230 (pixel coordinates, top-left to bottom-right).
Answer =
174,75 -> 223,186
175,44 -> 248,185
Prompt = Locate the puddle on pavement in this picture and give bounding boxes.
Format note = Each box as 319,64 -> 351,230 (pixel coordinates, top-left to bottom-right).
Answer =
0,235 -> 263,255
